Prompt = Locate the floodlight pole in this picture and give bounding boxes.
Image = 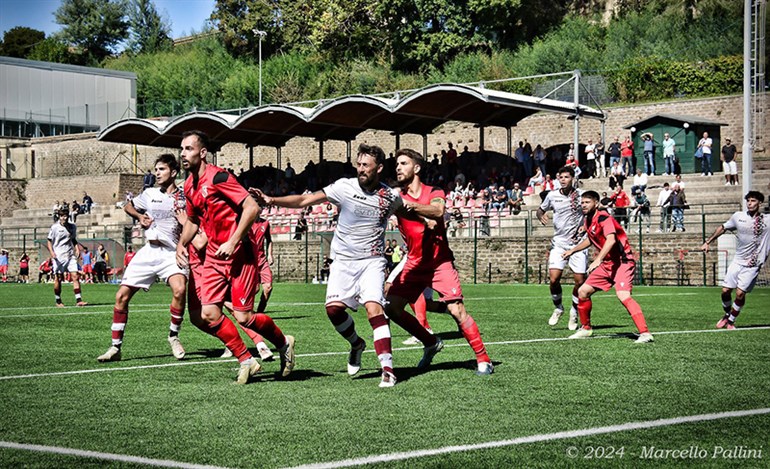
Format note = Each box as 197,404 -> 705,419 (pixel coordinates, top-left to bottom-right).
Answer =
742,0 -> 752,208
573,70 -> 581,160
254,29 -> 267,106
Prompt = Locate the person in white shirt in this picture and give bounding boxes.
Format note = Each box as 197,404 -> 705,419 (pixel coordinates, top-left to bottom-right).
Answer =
47,209 -> 87,307
697,131 -> 713,176
631,169 -> 648,194
584,139 -> 596,179
97,154 -> 189,363
656,182 -> 673,232
253,144 -> 433,388
701,192 -> 770,329
662,133 -> 676,175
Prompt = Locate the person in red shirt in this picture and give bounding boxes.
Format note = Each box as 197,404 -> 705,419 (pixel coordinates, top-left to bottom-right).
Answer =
620,136 -> 634,176
562,190 -> 653,343
386,148 -> 493,375
609,186 -> 631,230
123,245 -> 136,268
175,130 -> 295,384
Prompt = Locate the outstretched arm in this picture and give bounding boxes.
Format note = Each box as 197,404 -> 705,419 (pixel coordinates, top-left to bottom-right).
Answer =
251,188 -> 328,209
701,225 -> 726,252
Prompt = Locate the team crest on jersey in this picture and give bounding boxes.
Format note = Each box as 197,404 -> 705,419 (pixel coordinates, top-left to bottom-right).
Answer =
201,185 -> 209,198
240,297 -> 248,306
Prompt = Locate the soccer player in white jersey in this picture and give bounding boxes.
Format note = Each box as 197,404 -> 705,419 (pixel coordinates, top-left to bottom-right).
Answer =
47,209 -> 87,307
701,191 -> 770,329
97,154 -> 189,362
536,166 -> 588,330
252,144 -> 432,388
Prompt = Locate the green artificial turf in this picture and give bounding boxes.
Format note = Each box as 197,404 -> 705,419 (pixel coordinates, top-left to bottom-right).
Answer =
0,282 -> 768,468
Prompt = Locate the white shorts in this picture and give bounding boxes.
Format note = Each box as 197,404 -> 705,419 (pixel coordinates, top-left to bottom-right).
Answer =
326,257 -> 386,309
52,256 -> 79,275
121,243 -> 188,290
722,161 -> 737,175
722,262 -> 760,293
548,243 -> 589,274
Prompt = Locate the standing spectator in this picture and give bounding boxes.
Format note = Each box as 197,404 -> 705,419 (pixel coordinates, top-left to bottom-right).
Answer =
584,138 -> 596,179
70,200 -> 80,223
325,202 -> 337,229
508,183 -> 524,215
294,212 -> 308,240
514,141 -> 525,183
610,186 -> 631,230
697,132 -> 713,176
630,190 -> 651,233
594,136 -> 606,178
620,136 -> 634,176
565,149 -> 581,182
446,142 -> 458,181
667,184 -> 688,232
642,133 -> 656,175
631,169 -> 648,194
607,136 -> 622,168
123,245 -> 136,269
18,252 -> 30,283
142,169 -> 156,191
52,201 -> 61,222
662,133 -> 676,176
305,160 -> 318,191
384,239 -> 395,272
523,139 -> 534,178
673,174 -> 686,190
0,248 -> 8,282
721,137 -> 738,186
284,162 -> 295,181
94,243 -> 110,283
82,192 -> 93,213
534,144 -> 547,177
656,182 -> 673,232
81,246 -> 93,283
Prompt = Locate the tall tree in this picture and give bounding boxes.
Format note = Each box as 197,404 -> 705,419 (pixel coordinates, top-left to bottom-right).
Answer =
210,0 -> 283,60
28,37 -> 82,64
127,0 -> 172,54
55,0 -> 129,64
0,27 -> 46,58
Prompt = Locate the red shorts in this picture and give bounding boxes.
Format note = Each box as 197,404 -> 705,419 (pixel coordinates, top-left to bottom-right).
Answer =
0,265 -> 7,274
187,259 -> 204,313
199,251 -> 257,312
82,264 -> 93,274
389,260 -> 463,303
257,258 -> 273,285
586,260 -> 635,292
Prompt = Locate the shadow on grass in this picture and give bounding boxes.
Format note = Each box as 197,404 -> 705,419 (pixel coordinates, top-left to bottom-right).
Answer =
353,359 -> 503,384
251,369 -> 331,383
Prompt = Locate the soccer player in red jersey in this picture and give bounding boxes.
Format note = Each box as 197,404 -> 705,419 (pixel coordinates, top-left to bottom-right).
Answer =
562,190 -> 653,343
175,130 -> 295,384
387,148 -> 493,375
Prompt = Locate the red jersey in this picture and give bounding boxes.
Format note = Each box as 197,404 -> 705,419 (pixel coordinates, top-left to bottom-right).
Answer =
184,164 -> 250,257
397,183 -> 454,265
123,251 -> 136,266
611,190 -> 630,208
249,218 -> 271,263
586,210 -> 634,264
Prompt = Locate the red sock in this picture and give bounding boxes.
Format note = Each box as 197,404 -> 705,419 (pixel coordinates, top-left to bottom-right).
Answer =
411,294 -> 431,330
326,305 -> 362,346
577,298 -> 592,329
111,308 -> 128,346
208,315 -> 251,362
169,306 -> 184,337
244,313 -> 286,349
236,321 -> 263,344
621,297 -> 648,333
459,316 -> 490,364
368,314 -> 393,373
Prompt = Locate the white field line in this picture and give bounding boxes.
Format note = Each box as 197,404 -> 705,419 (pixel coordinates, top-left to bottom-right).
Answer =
0,292 -> 702,316
0,440 -> 230,469
0,326 -> 768,382
285,408 -> 770,469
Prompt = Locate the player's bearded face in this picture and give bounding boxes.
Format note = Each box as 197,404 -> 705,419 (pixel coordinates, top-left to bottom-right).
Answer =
356,154 -> 380,188
395,156 -> 415,186
580,197 -> 597,214
180,136 -> 204,170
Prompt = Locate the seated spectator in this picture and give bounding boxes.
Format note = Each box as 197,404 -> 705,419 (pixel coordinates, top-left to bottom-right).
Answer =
610,186 -> 631,230
609,160 -> 625,189
38,258 -> 53,283
319,256 -> 332,282
480,188 -> 492,214
631,190 -> 651,233
82,192 -> 93,213
528,167 -> 544,188
540,174 -> 558,201
507,183 -> 524,215
600,191 -> 613,212
448,208 -> 466,237
631,169 -> 648,194
491,186 -> 508,213
52,201 -> 61,221
461,182 -> 476,204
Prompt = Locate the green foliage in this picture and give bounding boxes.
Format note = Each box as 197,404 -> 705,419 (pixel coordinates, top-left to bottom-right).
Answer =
0,26 -> 45,58
55,0 -> 129,65
27,37 -> 82,65
210,0 -> 283,60
126,0 -> 173,54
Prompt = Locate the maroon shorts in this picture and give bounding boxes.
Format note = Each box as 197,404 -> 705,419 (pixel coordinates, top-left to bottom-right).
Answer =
389,260 -> 463,303
586,260 -> 635,292
199,250 -> 257,312
257,258 -> 273,285
82,264 -> 93,274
